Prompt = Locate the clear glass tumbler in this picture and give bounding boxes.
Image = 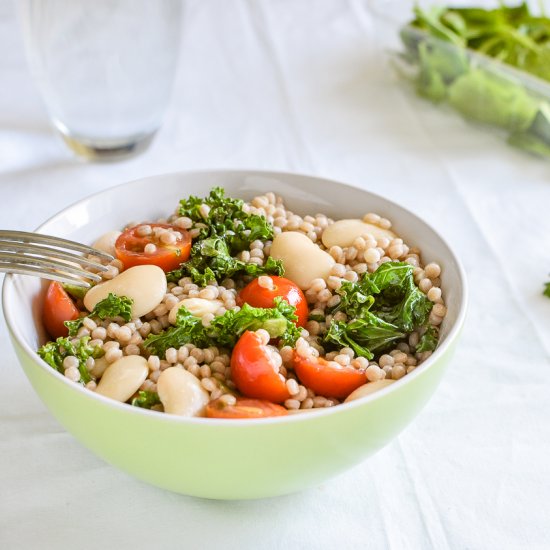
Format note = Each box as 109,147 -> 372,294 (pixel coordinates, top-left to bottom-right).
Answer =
19,0 -> 182,161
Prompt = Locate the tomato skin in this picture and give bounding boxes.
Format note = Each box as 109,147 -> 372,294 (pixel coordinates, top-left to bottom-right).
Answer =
230,331 -> 290,403
115,223 -> 191,272
293,353 -> 367,399
237,276 -> 308,327
42,281 -> 80,339
206,397 -> 288,419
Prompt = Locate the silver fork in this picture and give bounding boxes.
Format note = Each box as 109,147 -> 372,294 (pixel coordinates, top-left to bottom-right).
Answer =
0,230 -> 114,288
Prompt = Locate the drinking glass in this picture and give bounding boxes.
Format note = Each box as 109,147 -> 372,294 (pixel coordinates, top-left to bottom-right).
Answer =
19,0 -> 182,161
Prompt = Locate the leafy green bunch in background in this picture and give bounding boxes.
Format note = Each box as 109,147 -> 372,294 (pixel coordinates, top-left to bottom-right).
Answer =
401,2 -> 550,157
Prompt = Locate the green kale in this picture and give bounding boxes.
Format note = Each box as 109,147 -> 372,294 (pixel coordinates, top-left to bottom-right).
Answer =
37,336 -> 102,384
416,326 -> 439,353
324,262 -> 434,359
65,293 -> 133,337
178,187 -> 273,252
143,298 -> 301,356
325,318 -> 406,360
143,307 -> 212,357
169,187 -> 281,284
166,237 -> 283,286
208,297 -> 301,348
544,281 -> 550,298
131,391 -> 161,409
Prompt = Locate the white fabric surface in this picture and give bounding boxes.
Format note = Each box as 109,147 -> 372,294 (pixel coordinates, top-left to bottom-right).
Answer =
1,1 -> 549,548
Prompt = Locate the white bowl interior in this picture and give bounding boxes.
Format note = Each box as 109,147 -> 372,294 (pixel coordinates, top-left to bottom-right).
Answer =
3,170 -> 466,398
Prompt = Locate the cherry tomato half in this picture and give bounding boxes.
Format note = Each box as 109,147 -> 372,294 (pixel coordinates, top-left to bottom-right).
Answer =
42,281 -> 80,339
230,331 -> 290,403
237,276 -> 308,327
206,397 -> 288,419
115,223 -> 191,272
293,353 -> 366,399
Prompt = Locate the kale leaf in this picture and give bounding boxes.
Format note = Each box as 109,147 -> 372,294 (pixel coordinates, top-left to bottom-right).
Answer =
37,336 -> 102,384
416,325 -> 439,353
131,391 -> 161,409
168,188 -> 282,285
166,237 -> 283,286
544,281 -> 550,298
324,262 -> 434,359
65,293 -> 134,337
143,298 -> 301,357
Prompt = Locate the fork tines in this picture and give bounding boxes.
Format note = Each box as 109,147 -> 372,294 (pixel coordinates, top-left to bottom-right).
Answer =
0,230 -> 115,288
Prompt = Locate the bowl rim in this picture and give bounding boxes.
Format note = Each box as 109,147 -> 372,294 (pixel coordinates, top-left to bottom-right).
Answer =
2,168 -> 468,426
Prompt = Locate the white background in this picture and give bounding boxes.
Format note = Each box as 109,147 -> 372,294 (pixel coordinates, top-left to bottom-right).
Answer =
1,1 -> 549,548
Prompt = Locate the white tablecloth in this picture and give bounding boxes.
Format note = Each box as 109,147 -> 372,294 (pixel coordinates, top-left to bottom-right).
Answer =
1,1 -> 549,548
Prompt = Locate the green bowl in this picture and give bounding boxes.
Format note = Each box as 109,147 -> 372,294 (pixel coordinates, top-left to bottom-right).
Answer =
2,170 -> 467,499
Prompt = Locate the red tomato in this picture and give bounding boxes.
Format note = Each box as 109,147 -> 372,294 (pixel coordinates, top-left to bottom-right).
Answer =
115,223 -> 191,272
42,281 -> 80,339
230,331 -> 290,403
293,353 -> 366,399
237,276 -> 308,327
206,397 -> 288,419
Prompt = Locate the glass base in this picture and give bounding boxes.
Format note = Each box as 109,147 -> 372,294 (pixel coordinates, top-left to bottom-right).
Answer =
59,131 -> 155,162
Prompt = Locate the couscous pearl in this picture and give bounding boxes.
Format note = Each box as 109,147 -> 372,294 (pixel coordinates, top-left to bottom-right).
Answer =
392,364 -> 406,380
363,248 -> 381,264
424,263 -> 441,279
91,327 -> 107,340
65,366 -> 80,382
427,286 -> 442,303
105,348 -> 123,363
366,364 -> 385,382
334,354 -> 351,366
144,243 -> 157,255
63,356 -> 78,370
363,213 -> 381,224
165,348 -> 178,364
124,344 -> 140,356
379,354 -> 394,368
115,326 -> 132,343
419,278 -> 433,293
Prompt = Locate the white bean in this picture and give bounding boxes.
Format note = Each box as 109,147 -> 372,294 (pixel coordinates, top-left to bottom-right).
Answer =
344,379 -> 396,402
92,230 -> 122,256
157,367 -> 209,417
84,265 -> 167,319
322,219 -> 396,249
95,356 -> 148,402
168,298 -> 223,325
269,231 -> 335,290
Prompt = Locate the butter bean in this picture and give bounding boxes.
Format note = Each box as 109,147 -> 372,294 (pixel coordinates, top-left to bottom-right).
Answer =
269,231 -> 335,290
92,230 -> 122,256
95,355 -> 148,402
322,219 -> 396,249
157,367 -> 209,417
168,298 -> 223,325
344,379 -> 396,402
84,265 -> 167,319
